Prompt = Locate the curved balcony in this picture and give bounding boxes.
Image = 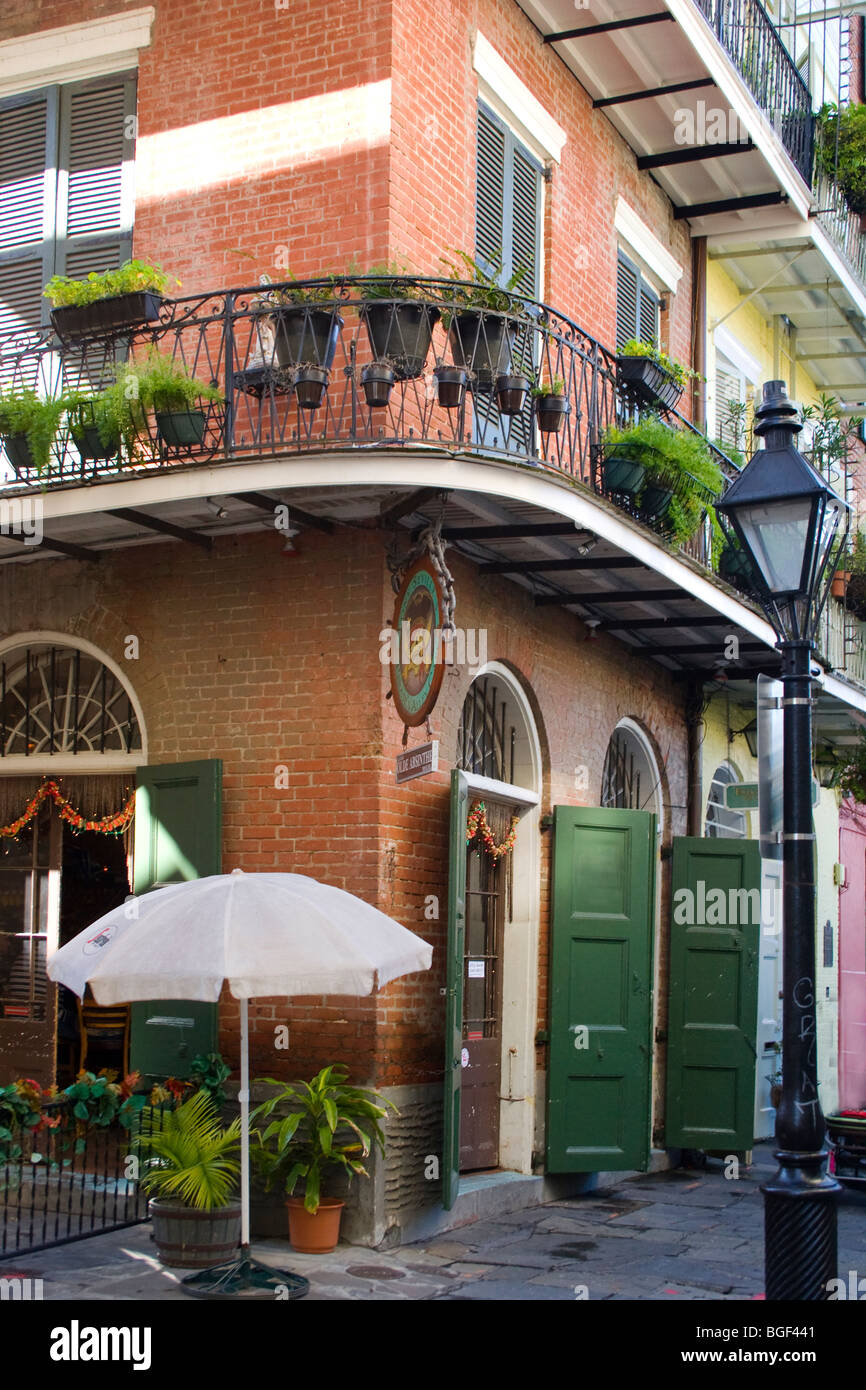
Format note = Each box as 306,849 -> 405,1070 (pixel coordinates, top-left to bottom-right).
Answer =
0,275 -> 735,568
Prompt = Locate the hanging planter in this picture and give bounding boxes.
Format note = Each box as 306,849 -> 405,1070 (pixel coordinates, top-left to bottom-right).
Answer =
361,361 -> 396,408
294,365 -> 329,410
718,542 -> 754,585
273,306 -> 343,370
448,313 -> 517,391
156,409 -> 208,446
361,301 -> 440,381
602,451 -> 646,496
75,424 -> 119,461
535,392 -> 570,435
2,434 -> 41,478
43,261 -> 176,341
495,373 -> 531,415
434,364 -> 467,408
640,475 -> 676,520
831,569 -> 852,598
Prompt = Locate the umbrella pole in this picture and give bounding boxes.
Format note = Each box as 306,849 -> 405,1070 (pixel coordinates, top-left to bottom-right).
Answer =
240,994 -> 250,1256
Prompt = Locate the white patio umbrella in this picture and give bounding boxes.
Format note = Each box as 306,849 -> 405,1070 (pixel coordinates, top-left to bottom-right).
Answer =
47,869 -> 433,1298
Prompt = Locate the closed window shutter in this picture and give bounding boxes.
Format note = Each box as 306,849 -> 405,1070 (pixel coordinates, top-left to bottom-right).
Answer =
0,92 -> 54,338
639,284 -> 659,344
715,355 -> 745,444
616,257 -> 638,349
476,108 -> 505,274
55,77 -> 134,283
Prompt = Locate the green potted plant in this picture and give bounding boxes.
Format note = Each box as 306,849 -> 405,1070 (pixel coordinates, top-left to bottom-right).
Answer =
616,339 -> 693,412
533,376 -> 570,434
136,1088 -> 242,1269
252,1063 -> 396,1254
601,416 -> 723,543
440,251 -> 530,391
843,528 -> 866,620
265,273 -> 344,372
44,260 -> 177,340
123,352 -> 224,447
359,260 -> 440,380
0,387 -> 67,476
814,103 -> 866,219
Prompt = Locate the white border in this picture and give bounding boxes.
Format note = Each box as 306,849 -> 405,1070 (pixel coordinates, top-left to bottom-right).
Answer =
0,8 -> 155,97
713,325 -> 762,387
473,31 -> 567,165
615,198 -> 684,295
0,630 -> 147,771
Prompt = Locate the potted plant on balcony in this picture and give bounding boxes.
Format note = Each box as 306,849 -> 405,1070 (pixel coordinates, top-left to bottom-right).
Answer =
616,339 -> 691,412
136,1088 -> 242,1269
359,260 -> 440,380
602,416 -> 723,543
815,103 -> 866,219
265,273 -> 344,371
440,251 -> 530,391
44,260 -> 177,340
251,1063 -> 396,1254
360,359 -> 396,408
533,377 -> 570,434
495,372 -> 531,415
124,352 -> 224,447
843,529 -> 866,620
433,363 -> 468,409
0,387 -> 67,476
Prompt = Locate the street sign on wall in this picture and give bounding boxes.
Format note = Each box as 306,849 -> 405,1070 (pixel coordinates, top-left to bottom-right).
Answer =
395,740 -> 439,783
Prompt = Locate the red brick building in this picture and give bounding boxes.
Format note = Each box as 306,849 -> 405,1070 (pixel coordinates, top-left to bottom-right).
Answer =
1,1 -> 864,1244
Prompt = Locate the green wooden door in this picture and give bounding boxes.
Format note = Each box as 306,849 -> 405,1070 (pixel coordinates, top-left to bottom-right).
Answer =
130,759 -> 222,1079
442,769 -> 469,1210
665,838 -> 761,1151
547,806 -> 656,1173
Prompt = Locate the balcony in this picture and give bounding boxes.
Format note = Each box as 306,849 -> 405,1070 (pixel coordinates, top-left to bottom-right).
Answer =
693,0 -> 813,184
0,276 -> 735,570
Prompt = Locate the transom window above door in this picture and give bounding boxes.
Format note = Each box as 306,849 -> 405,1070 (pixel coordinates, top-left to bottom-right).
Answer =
0,641 -> 142,757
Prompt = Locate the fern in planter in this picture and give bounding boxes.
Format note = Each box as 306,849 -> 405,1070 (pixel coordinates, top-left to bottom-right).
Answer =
0,388 -> 67,473
603,416 -> 723,544
814,103 -> 866,214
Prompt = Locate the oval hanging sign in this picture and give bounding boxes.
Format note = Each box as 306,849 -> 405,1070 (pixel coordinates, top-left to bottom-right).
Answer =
389,558 -> 446,726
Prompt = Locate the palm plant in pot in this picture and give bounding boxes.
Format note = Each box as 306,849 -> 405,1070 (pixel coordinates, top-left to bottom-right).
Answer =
0,387 -> 67,476
439,251 -> 529,391
251,1063 -> 396,1254
136,1089 -> 242,1269
359,259 -> 440,380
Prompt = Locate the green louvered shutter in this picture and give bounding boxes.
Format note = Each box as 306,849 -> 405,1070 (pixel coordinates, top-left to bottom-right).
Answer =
54,75 -> 135,289
474,103 -> 541,453
0,89 -> 56,364
442,769 -> 469,1210
616,251 -> 658,349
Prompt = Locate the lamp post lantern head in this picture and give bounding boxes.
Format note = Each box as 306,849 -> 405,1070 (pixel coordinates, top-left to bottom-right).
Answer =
716,381 -> 850,643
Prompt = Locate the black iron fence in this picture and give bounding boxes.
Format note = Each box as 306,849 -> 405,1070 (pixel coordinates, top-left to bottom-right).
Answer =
0,276 -> 738,569
0,1101 -> 152,1258
694,0 -> 813,184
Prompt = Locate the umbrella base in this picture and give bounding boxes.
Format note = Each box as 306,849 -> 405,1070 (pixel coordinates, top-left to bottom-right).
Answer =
181,1252 -> 309,1300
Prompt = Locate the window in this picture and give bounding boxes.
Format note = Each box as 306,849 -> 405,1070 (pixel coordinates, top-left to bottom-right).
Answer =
0,800 -> 56,1020
705,762 -> 747,838
476,102 -> 541,296
601,722 -> 662,818
0,642 -> 142,756
616,251 -> 659,349
0,72 -> 136,339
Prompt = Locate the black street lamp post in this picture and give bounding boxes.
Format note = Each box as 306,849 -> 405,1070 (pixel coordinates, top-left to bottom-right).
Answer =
717,381 -> 848,1301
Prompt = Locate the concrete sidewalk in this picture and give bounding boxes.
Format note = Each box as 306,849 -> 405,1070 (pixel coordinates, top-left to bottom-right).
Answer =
4,1145 -> 864,1301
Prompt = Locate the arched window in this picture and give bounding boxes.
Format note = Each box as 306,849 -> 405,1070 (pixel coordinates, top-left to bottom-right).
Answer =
601,721 -> 662,821
456,670 -> 536,790
705,762 -> 747,838
0,640 -> 142,758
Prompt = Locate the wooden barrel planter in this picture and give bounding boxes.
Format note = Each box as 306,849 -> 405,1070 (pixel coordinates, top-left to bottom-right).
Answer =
148,1197 -> 242,1268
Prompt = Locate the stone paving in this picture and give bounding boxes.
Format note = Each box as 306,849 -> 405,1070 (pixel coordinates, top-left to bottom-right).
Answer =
3,1144 -> 864,1301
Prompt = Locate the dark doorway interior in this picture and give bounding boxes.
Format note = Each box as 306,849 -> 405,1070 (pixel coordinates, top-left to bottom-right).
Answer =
56,827 -> 130,1084
459,845 -> 505,1172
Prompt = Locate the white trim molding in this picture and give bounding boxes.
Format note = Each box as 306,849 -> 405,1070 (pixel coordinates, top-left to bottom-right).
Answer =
615,198 -> 684,295
713,324 -> 762,386
473,31 -> 567,165
0,7 -> 155,98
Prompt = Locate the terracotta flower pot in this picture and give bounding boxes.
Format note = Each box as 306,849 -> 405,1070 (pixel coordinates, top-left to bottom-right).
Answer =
286,1196 -> 345,1253
832,570 -> 852,598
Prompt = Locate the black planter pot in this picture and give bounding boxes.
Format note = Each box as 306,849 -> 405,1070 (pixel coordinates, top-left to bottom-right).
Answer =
616,354 -> 683,412
2,434 -> 41,477
640,478 -> 675,518
148,1197 -> 242,1270
75,425 -> 118,461
495,374 -> 531,415
156,409 -> 208,446
50,291 -> 165,341
362,302 -> 440,380
448,313 -> 517,391
602,453 -> 646,495
718,544 -> 753,586
361,362 -> 396,408
273,307 -> 343,370
535,394 -> 570,434
294,366 -> 329,410
434,365 -> 467,408
844,572 -> 866,622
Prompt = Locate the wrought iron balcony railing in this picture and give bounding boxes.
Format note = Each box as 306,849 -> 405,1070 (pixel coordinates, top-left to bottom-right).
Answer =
812,168 -> 866,286
0,276 -> 737,570
694,0 -> 813,184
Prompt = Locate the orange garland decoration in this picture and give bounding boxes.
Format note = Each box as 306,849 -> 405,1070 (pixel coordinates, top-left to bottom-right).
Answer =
0,779 -> 135,839
466,800 -> 519,859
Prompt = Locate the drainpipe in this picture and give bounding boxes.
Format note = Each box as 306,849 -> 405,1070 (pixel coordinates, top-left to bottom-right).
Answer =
691,236 -> 707,432
685,677 -> 704,837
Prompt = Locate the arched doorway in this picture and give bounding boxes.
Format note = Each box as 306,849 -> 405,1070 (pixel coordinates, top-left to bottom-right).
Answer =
455,663 -> 541,1176
0,635 -> 145,1086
